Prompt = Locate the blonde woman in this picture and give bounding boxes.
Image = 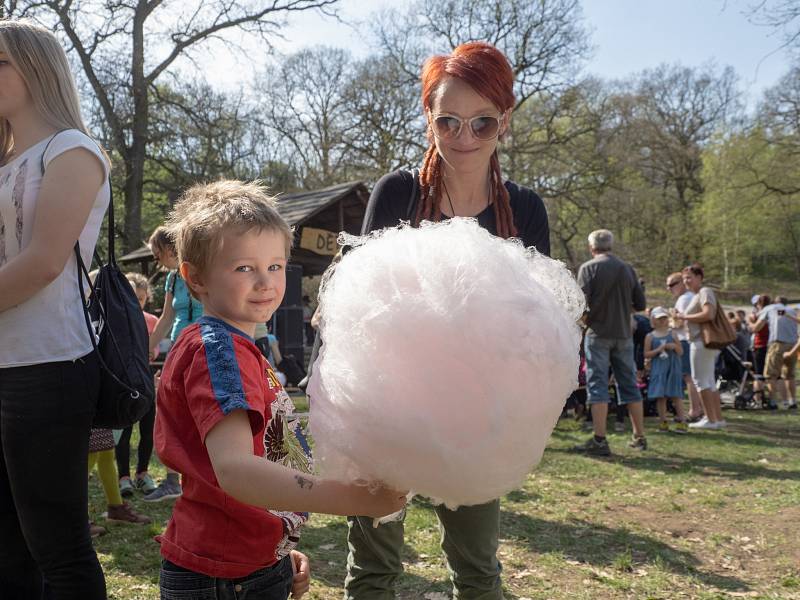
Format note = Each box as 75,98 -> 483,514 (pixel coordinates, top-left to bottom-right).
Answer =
0,20 -> 109,597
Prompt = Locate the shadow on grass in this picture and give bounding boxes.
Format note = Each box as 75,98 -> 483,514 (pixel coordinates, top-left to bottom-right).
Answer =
505,488 -> 543,503
500,510 -> 749,592
306,519 -> 453,598
718,419 -> 800,447
555,412 -> 800,449
548,445 -> 800,481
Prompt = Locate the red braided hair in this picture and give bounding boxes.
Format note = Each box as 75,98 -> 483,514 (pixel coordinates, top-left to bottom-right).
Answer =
415,42 -> 517,238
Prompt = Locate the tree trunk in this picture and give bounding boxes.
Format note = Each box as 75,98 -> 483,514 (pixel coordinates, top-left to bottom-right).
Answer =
123,0 -> 149,253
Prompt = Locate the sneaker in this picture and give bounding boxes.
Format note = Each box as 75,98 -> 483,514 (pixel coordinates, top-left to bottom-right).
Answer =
711,419 -> 727,429
788,402 -> 798,411
119,477 -> 134,498
657,421 -> 670,433
105,502 -> 151,525
573,436 -> 611,456
143,480 -> 182,502
613,421 -> 626,433
687,413 -> 705,423
89,521 -> 107,538
690,417 -> 718,430
134,473 -> 157,494
628,436 -> 648,450
673,421 -> 689,434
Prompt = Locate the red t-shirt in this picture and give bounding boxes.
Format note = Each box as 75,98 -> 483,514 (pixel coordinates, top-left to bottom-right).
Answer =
154,316 -> 312,578
143,311 -> 158,335
754,323 -> 770,349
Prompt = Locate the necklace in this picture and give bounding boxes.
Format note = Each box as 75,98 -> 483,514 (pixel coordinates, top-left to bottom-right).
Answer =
442,179 -> 490,217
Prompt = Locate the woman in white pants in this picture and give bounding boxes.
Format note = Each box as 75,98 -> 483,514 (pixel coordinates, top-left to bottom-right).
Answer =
676,263 -> 726,429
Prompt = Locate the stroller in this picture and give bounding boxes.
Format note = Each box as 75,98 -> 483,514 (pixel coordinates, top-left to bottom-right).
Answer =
716,344 -> 766,410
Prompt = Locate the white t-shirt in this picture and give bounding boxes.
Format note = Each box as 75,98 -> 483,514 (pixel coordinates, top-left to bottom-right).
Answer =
685,287 -> 717,342
673,290 -> 695,342
0,130 -> 110,367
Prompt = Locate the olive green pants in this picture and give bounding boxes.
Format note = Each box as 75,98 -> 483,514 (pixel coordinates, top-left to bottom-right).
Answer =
344,499 -> 503,600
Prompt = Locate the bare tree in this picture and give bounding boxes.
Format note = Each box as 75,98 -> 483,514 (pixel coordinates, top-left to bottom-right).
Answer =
373,0 -> 590,108
145,81 -> 264,200
626,65 -> 739,215
506,79 -> 624,267
257,46 -> 353,188
341,54 -> 427,179
747,0 -> 800,50
8,0 -> 338,251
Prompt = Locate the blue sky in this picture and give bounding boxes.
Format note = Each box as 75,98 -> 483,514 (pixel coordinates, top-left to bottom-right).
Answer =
203,0 -> 793,109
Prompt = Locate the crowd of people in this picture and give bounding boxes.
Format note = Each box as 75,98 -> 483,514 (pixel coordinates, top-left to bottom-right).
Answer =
570,229 -> 798,457
1,17 -> 797,600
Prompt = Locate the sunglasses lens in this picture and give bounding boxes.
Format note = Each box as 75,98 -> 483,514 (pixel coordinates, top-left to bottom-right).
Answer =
470,116 -> 500,140
433,116 -> 461,139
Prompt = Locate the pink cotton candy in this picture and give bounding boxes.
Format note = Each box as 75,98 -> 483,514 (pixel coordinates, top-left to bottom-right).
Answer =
307,218 -> 584,509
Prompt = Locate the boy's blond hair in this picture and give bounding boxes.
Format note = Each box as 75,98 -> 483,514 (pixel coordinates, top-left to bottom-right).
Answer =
126,272 -> 152,299
166,180 -> 292,279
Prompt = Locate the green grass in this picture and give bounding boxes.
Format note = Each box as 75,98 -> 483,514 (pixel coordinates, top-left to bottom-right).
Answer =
91,405 -> 800,599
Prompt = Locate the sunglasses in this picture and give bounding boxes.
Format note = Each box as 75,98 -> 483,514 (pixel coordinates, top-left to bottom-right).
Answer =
667,281 -> 681,289
431,113 -> 503,141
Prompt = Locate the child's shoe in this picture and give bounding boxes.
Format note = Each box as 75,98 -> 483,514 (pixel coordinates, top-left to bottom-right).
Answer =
119,477 -> 134,498
134,472 -> 157,494
105,502 -> 151,524
657,421 -> 670,433
628,435 -> 647,451
89,521 -> 107,538
143,479 -> 182,502
673,421 -> 689,434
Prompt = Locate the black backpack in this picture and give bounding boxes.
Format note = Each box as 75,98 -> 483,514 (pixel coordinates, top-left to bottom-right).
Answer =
42,133 -> 155,428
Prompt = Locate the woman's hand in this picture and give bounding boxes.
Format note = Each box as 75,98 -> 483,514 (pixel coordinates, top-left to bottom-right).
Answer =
290,550 -> 310,598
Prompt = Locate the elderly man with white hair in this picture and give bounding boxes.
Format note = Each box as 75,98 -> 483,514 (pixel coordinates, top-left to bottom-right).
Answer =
574,229 -> 647,455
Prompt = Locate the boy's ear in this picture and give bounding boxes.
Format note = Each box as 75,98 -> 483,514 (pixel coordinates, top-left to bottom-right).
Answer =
180,262 -> 205,298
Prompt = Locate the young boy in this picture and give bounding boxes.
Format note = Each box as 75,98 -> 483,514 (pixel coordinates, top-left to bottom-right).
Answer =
154,180 -> 405,599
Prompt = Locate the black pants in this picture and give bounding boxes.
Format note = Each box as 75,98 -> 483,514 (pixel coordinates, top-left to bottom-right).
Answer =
115,403 -> 155,479
0,353 -> 107,599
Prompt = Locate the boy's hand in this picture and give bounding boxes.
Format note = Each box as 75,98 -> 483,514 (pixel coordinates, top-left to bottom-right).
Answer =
347,484 -> 408,518
290,550 -> 310,598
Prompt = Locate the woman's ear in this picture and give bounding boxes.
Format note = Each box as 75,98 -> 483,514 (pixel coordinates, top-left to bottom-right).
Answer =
180,262 -> 205,299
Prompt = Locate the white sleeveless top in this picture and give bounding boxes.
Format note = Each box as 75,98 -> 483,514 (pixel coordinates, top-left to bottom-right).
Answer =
0,130 -> 110,367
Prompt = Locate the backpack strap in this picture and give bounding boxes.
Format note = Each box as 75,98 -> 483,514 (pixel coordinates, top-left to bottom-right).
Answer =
40,131 -> 133,393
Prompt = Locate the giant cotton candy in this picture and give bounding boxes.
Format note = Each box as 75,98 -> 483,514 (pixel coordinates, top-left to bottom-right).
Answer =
307,218 -> 584,509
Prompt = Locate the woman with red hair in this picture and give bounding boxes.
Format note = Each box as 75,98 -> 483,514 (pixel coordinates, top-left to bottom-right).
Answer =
346,42 -> 550,600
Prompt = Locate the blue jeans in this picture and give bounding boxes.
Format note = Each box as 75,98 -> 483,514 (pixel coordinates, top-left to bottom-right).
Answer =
584,332 -> 642,405
160,556 -> 293,600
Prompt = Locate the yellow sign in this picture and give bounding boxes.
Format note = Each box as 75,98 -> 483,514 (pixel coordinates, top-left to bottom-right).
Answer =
300,226 -> 339,256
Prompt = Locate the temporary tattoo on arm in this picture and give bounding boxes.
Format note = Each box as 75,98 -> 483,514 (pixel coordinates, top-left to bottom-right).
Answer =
295,475 -> 313,490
